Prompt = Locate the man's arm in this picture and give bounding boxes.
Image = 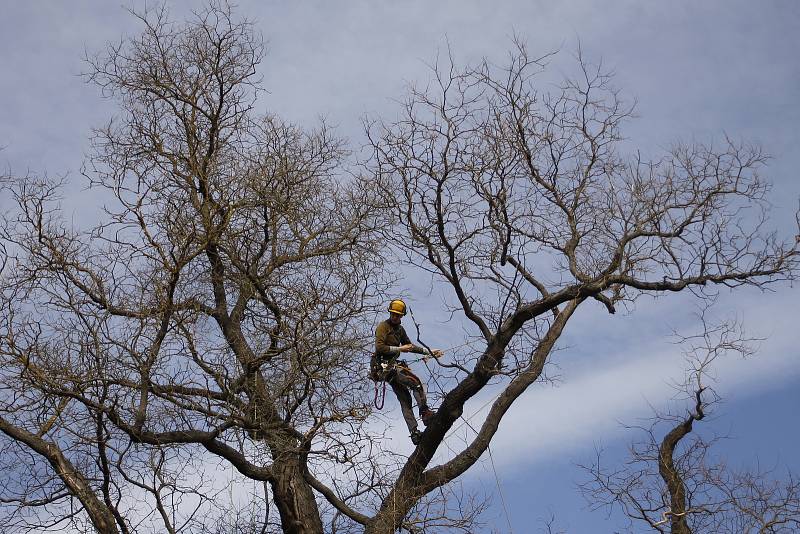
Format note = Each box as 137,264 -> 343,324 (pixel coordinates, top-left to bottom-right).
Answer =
399,326 -> 424,354
376,324 -> 444,359
399,326 -> 440,356
400,326 -> 444,359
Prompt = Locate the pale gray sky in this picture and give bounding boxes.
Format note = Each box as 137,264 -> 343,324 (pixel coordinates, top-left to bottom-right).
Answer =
1,2 -> 798,532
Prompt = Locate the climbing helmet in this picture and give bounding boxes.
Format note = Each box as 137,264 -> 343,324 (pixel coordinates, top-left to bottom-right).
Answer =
388,299 -> 407,316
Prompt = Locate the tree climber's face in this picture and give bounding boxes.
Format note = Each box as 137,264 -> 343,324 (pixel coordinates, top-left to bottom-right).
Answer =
389,312 -> 403,325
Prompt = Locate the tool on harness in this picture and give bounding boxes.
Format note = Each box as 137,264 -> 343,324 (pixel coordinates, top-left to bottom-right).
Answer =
372,358 -> 410,410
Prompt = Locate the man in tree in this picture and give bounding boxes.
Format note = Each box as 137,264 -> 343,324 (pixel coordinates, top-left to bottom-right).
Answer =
372,299 -> 443,444
1,3 -> 797,530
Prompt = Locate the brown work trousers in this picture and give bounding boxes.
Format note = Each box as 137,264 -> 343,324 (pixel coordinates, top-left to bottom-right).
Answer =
373,360 -> 428,433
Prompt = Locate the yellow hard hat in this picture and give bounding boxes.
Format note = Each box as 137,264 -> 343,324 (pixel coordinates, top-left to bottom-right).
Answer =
388,299 -> 407,316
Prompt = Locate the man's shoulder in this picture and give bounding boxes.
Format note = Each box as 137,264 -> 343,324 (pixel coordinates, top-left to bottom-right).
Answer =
375,319 -> 404,334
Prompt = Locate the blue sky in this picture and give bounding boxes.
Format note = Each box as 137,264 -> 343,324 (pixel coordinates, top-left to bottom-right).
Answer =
1,2 -> 798,532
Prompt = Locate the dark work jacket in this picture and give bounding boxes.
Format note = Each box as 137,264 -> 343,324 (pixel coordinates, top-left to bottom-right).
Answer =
373,319 -> 425,363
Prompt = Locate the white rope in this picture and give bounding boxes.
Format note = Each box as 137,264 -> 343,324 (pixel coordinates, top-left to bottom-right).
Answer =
487,445 -> 514,534
453,405 -> 514,534
421,356 -> 513,533
406,306 -> 513,532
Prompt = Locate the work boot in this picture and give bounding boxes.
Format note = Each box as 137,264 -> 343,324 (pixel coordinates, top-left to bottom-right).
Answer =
420,407 -> 435,426
410,429 -> 422,445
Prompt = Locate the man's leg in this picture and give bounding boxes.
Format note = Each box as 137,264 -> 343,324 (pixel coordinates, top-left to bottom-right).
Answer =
389,380 -> 419,434
394,367 -> 433,421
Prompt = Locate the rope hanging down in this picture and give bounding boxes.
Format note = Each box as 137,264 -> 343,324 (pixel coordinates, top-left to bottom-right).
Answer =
406,306 -> 514,534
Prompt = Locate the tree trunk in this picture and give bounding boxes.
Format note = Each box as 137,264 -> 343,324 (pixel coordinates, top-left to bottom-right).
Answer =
270,458 -> 324,534
365,507 -> 405,534
364,475 -> 422,534
365,520 -> 394,534
659,416 -> 699,534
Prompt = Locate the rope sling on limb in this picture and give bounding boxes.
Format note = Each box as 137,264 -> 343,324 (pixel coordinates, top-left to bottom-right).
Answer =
374,378 -> 387,410
406,306 -> 514,534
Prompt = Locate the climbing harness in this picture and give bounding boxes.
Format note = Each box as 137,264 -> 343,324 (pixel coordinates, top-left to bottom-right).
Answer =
372,359 -> 414,410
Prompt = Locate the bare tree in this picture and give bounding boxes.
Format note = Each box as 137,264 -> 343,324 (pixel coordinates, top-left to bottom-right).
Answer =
0,3 -> 798,534
0,3 -> 385,533
364,41 -> 799,533
580,317 -> 800,533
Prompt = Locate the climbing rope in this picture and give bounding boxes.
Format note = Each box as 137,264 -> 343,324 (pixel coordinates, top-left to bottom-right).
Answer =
406,305 -> 514,534
444,389 -> 503,440
455,403 -> 514,534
